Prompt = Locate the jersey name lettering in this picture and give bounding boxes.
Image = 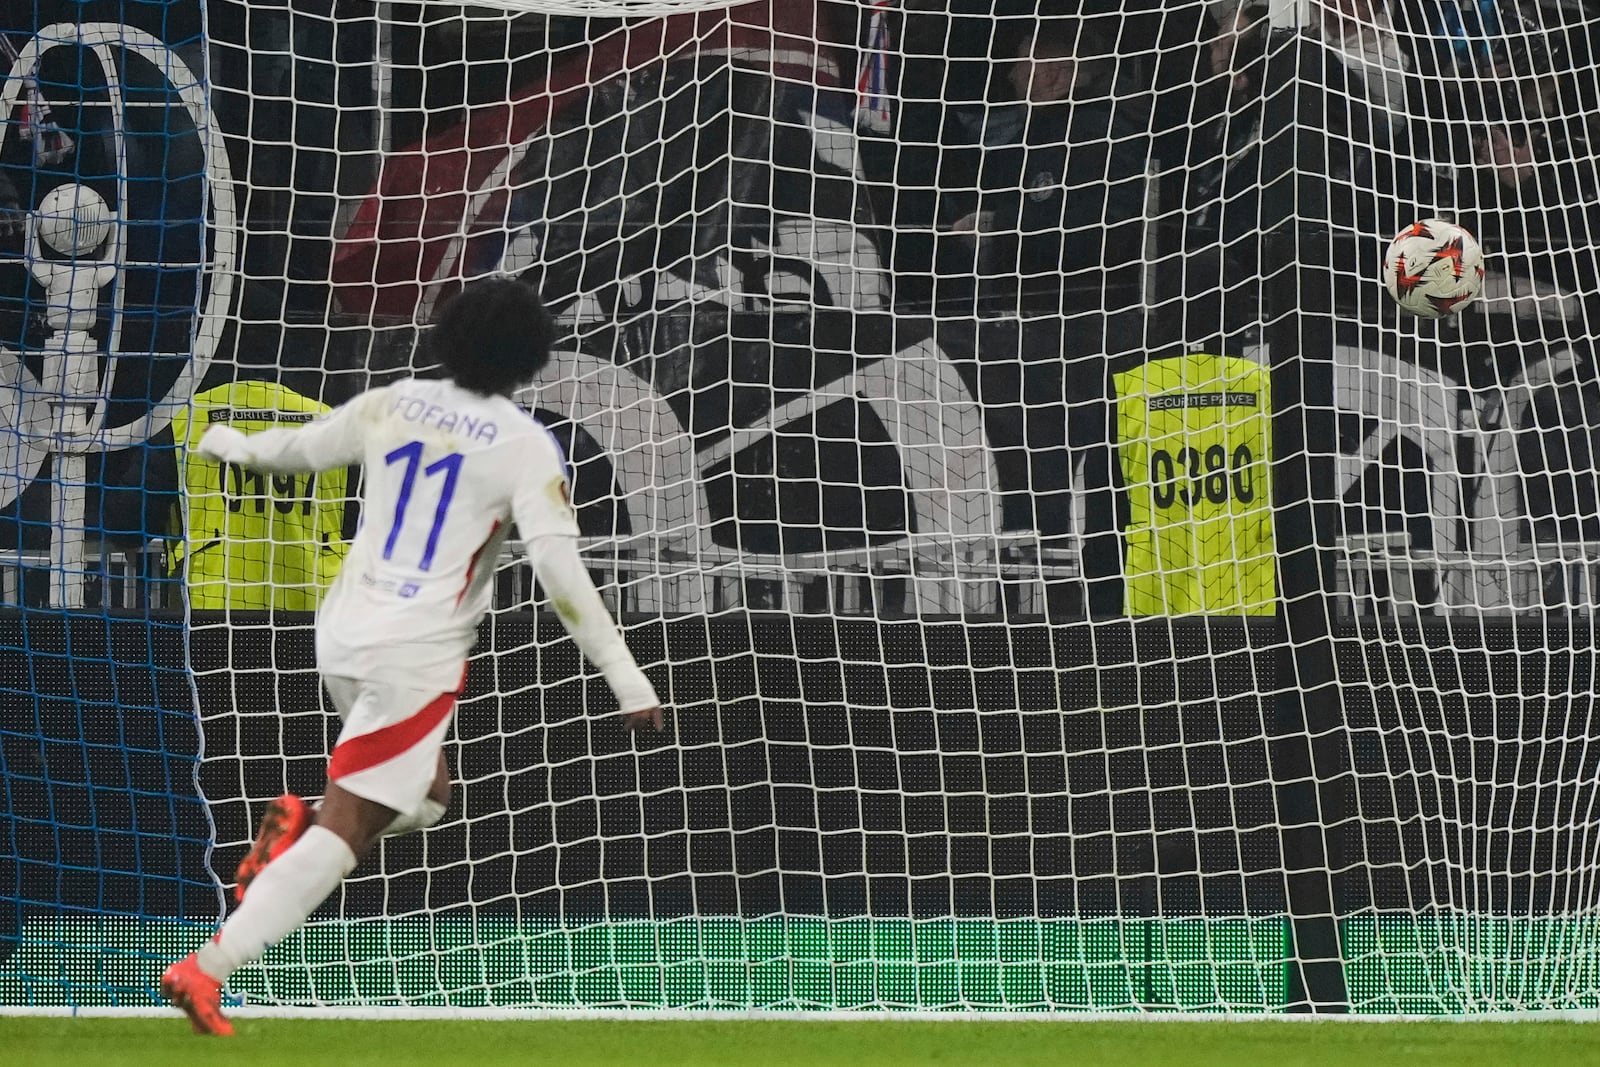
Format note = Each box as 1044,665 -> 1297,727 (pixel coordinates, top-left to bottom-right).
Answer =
391,394 -> 499,443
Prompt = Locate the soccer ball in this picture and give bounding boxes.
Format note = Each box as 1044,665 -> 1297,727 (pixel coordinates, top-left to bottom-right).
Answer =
1382,218 -> 1485,319
35,183 -> 114,256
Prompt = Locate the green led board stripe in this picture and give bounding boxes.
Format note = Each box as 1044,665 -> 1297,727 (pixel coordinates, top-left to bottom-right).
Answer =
12,914 -> 1600,1013
1344,915 -> 1600,1014
0,917 -> 1290,1011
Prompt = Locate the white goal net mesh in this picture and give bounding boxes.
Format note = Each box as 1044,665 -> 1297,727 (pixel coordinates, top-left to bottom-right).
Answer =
4,0 -> 1600,1016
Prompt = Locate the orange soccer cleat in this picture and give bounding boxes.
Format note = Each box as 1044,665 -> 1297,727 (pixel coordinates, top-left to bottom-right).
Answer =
233,793 -> 311,904
160,953 -> 234,1036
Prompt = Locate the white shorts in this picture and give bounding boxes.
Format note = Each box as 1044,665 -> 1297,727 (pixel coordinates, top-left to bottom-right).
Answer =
323,674 -> 459,817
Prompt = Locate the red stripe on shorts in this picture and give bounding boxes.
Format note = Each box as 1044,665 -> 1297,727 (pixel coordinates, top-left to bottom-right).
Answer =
327,689 -> 458,781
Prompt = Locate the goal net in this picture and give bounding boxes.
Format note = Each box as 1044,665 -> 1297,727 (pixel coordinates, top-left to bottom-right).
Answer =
4,0 -> 1600,1016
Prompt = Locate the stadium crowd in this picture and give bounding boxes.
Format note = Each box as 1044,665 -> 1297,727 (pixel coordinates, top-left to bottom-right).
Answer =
5,0 -> 1600,608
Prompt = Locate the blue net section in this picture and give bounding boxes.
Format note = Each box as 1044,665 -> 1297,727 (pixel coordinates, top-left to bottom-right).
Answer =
0,1 -> 221,1007
0,619 -> 214,1006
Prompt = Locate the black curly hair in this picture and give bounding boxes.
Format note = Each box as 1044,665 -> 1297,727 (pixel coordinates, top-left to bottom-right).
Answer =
429,277 -> 554,397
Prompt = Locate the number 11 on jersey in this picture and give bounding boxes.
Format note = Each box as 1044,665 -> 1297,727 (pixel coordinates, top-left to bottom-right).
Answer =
383,440 -> 463,571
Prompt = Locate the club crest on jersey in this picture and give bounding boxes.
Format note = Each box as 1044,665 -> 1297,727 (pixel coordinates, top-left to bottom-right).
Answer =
547,476 -> 574,519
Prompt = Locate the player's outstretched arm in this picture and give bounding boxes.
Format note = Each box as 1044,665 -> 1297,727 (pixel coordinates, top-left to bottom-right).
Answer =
194,391 -> 374,475
524,534 -> 664,733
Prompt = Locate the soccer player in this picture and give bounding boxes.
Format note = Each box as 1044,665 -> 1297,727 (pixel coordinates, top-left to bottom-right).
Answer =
160,278 -> 664,1035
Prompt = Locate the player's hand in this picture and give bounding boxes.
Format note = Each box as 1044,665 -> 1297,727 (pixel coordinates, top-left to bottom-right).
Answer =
195,425 -> 249,464
622,705 -> 665,733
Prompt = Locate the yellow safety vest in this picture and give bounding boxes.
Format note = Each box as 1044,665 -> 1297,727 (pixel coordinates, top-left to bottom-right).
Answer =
170,382 -> 349,609
1114,353 -> 1273,615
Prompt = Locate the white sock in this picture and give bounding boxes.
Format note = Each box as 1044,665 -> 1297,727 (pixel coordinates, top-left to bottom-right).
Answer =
381,796 -> 447,839
196,826 -> 356,982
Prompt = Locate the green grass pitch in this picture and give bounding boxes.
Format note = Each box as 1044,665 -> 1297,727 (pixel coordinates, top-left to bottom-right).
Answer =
7,1018 -> 1599,1067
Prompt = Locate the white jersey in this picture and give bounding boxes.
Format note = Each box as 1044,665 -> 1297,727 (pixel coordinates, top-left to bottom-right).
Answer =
317,378 -> 574,689
207,378 -> 653,706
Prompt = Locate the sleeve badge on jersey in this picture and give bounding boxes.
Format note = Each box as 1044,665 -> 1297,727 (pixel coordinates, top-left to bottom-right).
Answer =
547,476 -> 575,518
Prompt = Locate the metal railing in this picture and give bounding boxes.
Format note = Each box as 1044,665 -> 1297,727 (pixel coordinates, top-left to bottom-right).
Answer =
492,534 -> 1083,618
1333,534 -> 1600,617
0,541 -> 174,611
10,533 -> 1600,618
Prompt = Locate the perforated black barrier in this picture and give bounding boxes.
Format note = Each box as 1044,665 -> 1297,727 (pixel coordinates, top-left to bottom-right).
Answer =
3,613 -> 1597,936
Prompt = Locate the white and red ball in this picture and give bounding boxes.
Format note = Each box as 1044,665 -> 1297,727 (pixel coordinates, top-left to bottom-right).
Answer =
1383,218 -> 1485,319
